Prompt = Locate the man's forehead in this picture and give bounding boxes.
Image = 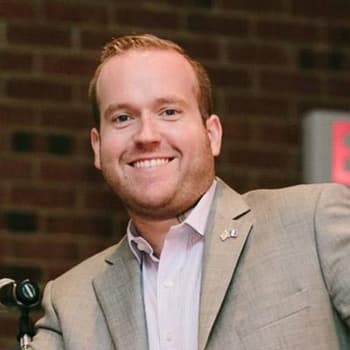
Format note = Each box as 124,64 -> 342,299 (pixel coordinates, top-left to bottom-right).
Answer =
100,48 -> 195,78
97,48 -> 199,96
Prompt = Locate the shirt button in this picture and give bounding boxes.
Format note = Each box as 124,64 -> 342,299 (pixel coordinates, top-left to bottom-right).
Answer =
137,241 -> 147,251
163,280 -> 174,288
165,333 -> 173,342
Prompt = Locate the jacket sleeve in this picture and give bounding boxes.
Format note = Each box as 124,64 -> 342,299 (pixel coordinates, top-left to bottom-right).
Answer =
29,281 -> 65,350
315,183 -> 350,327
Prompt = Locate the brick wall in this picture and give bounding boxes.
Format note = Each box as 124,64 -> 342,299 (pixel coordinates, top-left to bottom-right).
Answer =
1,0 -> 350,347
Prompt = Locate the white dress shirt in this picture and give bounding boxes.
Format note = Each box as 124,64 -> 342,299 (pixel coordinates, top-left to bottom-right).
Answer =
128,181 -> 216,350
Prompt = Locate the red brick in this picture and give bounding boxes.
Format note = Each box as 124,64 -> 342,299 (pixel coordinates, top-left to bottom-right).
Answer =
35,134 -> 48,153
7,23 -> 71,48
256,172 -> 298,189
0,131 -> 10,152
46,215 -> 113,237
0,236 -> 12,255
227,42 -> 289,66
221,118 -> 253,141
0,215 -> 5,231
0,0 -> 35,19
0,235 -> 77,261
166,0 -> 188,5
220,0 -> 286,13
326,77 -> 350,98
225,95 -> 290,117
10,185 -> 76,208
297,98 -> 350,116
0,264 -> 43,282
79,82 -> 93,105
298,47 -> 350,72
0,337 -> 17,350
256,19 -> 321,44
217,167 -> 255,193
78,138 -> 94,157
0,158 -> 33,180
299,49 -> 334,70
327,25 -> 350,46
259,70 -> 322,96
42,54 -> 96,77
46,263 -> 79,280
83,188 -> 124,211
115,7 -> 180,30
187,12 -> 249,37
79,240 -> 117,260
208,66 -> 252,89
0,187 -> 5,206
0,315 -> 17,337
0,49 -> 33,71
13,239 -> 79,260
44,2 -> 107,24
176,36 -> 221,61
256,123 -> 299,145
81,29 -> 121,51
115,0 -> 182,3
6,78 -> 72,102
0,104 -> 36,125
40,107 -> 92,130
11,131 -> 47,153
291,0 -> 350,19
40,160 -> 100,183
45,259 -> 72,281
228,148 -> 292,168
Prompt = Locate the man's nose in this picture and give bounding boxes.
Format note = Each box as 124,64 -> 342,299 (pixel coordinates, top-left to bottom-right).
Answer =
133,117 -> 161,146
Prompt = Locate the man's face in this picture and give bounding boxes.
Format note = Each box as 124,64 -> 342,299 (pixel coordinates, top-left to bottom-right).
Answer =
91,49 -> 222,220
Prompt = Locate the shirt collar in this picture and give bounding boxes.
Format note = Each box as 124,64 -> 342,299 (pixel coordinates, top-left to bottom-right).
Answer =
127,180 -> 217,263
179,180 -> 217,236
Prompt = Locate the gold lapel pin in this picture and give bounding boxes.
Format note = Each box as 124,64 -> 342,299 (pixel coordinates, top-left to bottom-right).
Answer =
220,228 -> 237,241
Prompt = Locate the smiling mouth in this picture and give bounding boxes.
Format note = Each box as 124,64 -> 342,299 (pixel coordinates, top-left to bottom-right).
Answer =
131,158 -> 173,169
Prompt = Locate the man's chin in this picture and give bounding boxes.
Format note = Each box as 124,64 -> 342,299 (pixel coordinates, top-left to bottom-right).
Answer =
125,197 -> 192,221
126,203 -> 177,221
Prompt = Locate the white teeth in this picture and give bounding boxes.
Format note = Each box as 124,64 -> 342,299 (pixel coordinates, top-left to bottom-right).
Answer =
133,158 -> 170,169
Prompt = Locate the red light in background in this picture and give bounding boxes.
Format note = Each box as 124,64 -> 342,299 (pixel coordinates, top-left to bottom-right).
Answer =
332,121 -> 350,185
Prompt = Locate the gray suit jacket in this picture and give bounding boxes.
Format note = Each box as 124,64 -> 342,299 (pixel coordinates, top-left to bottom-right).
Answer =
30,179 -> 350,349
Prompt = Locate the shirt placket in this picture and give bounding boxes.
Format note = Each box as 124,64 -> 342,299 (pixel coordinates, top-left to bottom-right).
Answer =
157,227 -> 187,349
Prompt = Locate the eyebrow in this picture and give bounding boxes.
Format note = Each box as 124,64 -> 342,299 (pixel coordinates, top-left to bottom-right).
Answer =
103,96 -> 188,119
153,96 -> 188,106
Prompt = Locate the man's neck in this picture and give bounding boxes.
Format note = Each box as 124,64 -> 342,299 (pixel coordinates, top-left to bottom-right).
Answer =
131,216 -> 178,257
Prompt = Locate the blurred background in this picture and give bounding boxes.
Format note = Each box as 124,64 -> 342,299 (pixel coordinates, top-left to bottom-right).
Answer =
1,0 -> 350,348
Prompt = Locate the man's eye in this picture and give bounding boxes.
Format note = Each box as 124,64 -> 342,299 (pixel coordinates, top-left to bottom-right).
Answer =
161,109 -> 178,118
111,114 -> 133,128
114,114 -> 130,123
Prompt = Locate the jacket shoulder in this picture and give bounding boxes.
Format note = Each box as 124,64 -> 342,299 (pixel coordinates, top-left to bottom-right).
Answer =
242,183 -> 347,226
48,240 -> 125,300
243,182 -> 346,203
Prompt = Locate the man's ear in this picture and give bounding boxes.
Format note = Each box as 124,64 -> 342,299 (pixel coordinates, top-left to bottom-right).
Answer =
90,128 -> 101,169
206,114 -> 222,156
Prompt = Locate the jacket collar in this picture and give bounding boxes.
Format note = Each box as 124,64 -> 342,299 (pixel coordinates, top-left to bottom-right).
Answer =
92,238 -> 148,350
198,178 -> 253,350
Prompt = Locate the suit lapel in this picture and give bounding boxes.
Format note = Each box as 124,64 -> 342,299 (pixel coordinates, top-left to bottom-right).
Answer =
92,238 -> 148,350
198,179 -> 253,350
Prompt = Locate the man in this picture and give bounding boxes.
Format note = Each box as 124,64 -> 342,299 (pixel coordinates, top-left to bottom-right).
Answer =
30,34 -> 350,349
